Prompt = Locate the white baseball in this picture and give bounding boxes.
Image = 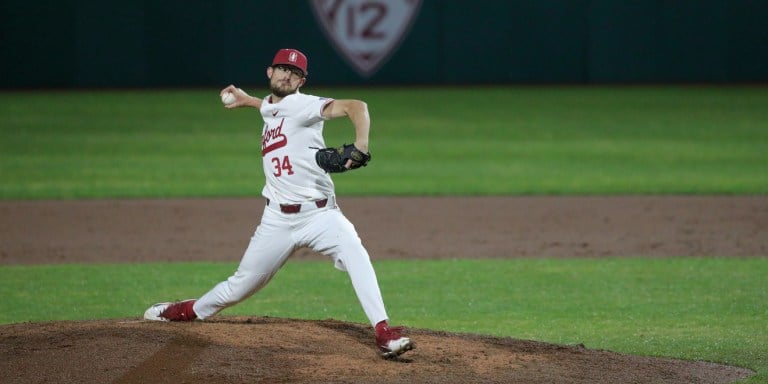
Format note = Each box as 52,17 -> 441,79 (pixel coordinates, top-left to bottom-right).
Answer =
221,92 -> 236,105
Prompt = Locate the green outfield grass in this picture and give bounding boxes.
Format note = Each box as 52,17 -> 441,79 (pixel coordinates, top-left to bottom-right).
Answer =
0,258 -> 766,382
1,86 -> 766,198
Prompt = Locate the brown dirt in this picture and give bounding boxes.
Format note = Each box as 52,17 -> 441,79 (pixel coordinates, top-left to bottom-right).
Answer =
1,196 -> 765,383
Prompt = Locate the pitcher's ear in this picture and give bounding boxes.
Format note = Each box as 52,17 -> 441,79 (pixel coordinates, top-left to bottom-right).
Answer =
266,66 -> 274,78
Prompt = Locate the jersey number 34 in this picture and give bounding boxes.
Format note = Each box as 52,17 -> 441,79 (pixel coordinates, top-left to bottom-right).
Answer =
271,156 -> 295,177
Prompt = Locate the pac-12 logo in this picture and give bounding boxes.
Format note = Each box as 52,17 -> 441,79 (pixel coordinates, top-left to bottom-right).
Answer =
310,0 -> 422,77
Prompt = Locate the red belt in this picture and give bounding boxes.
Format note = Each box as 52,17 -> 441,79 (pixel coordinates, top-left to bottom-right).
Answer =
267,198 -> 328,214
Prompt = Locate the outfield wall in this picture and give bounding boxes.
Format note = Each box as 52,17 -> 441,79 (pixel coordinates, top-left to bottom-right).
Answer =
2,0 -> 766,88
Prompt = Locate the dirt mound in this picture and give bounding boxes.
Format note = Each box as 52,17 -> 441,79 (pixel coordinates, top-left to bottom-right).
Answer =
0,317 -> 753,384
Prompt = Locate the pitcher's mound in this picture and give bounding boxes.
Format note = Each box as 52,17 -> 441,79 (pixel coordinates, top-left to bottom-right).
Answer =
0,317 -> 753,384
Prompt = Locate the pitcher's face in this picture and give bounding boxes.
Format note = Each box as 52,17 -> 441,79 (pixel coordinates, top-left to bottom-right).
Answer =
268,65 -> 305,97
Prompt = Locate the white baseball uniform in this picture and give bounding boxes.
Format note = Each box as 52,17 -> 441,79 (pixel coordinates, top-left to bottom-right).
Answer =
192,91 -> 389,326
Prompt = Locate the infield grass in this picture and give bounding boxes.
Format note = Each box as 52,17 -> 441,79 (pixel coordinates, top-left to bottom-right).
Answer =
1,86 -> 766,198
0,258 -> 766,382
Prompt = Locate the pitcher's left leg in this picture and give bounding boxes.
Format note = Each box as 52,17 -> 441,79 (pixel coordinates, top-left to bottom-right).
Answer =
194,209 -> 295,319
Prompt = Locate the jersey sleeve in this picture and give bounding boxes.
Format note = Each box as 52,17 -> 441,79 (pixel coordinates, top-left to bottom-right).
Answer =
300,96 -> 335,125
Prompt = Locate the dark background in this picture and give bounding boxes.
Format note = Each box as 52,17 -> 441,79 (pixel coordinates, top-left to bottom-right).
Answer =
2,0 -> 767,88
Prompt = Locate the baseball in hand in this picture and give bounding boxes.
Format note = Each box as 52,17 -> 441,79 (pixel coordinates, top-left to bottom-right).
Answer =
221,92 -> 236,105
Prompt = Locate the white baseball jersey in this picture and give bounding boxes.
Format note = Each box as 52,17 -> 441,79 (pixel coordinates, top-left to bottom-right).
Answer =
259,92 -> 335,204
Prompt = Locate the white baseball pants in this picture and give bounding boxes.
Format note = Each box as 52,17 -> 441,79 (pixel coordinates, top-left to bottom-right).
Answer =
192,202 -> 389,326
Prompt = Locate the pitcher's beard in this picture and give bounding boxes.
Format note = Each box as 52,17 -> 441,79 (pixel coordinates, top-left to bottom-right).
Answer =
270,83 -> 298,98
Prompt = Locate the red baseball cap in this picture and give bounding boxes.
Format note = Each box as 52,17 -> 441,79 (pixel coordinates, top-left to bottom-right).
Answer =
271,48 -> 308,75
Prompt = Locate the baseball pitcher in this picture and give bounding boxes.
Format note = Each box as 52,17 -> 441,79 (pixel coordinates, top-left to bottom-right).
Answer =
143,48 -> 413,358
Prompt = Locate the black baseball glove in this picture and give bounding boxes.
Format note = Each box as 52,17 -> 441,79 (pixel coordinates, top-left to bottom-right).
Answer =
315,143 -> 371,173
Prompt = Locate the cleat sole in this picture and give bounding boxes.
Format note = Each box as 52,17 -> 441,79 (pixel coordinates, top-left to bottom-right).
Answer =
381,340 -> 414,359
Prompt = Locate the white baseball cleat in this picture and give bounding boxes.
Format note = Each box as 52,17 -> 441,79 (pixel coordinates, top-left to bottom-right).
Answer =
143,299 -> 197,321
143,302 -> 172,321
375,320 -> 415,358
380,336 -> 414,358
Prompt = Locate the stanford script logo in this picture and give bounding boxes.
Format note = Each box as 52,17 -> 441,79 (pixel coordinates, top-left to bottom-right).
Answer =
310,0 -> 422,77
262,118 -> 288,156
